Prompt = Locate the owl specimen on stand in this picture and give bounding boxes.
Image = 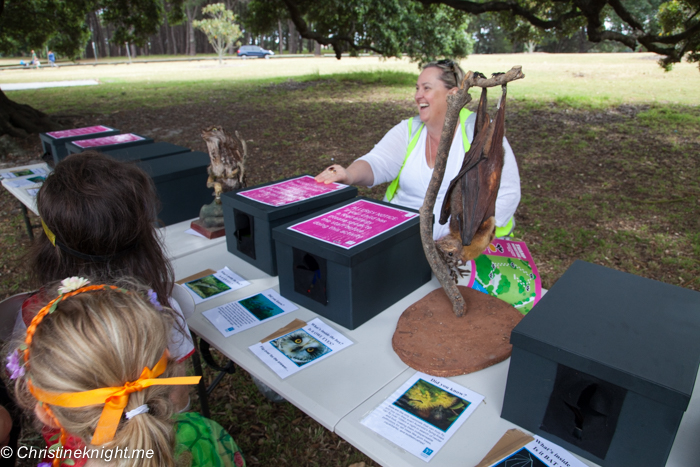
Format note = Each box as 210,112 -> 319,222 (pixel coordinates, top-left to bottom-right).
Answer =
436,82 -> 508,283
201,126 -> 248,202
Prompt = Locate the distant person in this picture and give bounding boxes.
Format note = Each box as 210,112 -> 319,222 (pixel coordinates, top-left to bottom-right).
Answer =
47,50 -> 57,67
30,49 -> 40,69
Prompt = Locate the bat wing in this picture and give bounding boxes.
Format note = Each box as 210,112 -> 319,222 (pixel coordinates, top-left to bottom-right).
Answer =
477,85 -> 507,222
473,87 -> 489,141
459,85 -> 508,245
438,124 -> 489,225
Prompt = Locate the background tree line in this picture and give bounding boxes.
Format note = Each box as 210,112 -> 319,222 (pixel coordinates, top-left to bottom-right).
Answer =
3,0 -> 693,61
1,0 -> 325,60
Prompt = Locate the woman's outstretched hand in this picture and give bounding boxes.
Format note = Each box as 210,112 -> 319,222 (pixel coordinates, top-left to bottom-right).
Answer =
314,160 -> 374,187
315,164 -> 349,184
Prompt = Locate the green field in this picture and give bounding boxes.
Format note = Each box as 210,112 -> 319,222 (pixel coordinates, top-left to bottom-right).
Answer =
2,53 -> 699,110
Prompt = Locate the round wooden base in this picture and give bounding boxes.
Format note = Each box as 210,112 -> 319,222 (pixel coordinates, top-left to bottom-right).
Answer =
392,286 -> 524,377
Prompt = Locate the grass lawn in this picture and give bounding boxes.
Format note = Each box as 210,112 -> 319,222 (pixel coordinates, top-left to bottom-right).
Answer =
1,53 -> 699,466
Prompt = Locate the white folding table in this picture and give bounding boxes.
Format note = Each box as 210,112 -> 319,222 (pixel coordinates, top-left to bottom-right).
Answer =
170,239 -> 700,467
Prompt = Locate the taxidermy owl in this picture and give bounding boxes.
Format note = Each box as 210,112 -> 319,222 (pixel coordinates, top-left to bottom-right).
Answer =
436,84 -> 508,283
201,126 -> 248,202
271,330 -> 330,366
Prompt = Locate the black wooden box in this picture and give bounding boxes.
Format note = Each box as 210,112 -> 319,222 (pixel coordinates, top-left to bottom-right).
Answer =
221,176 -> 357,276
40,126 -> 120,164
501,260 -> 700,467
103,142 -> 191,163
272,197 -> 431,329
65,133 -> 153,155
136,151 -> 212,226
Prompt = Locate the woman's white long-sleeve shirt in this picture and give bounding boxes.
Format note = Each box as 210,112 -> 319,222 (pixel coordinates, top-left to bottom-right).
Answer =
357,112 -> 521,240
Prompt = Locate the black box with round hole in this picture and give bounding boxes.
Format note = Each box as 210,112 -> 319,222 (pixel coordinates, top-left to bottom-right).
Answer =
272,197 -> 431,330
221,176 -> 358,276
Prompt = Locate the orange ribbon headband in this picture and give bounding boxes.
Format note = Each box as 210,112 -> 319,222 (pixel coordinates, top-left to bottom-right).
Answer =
28,351 -> 201,445
23,284 -> 124,363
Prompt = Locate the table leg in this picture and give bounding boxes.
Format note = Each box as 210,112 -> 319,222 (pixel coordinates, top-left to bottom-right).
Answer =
190,331 -> 211,419
20,204 -> 34,241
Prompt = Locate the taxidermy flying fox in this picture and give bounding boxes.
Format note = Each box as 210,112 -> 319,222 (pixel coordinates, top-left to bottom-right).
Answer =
435,83 -> 508,282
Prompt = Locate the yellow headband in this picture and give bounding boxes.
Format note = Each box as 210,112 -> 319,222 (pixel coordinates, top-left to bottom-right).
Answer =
41,219 -> 56,246
28,350 -> 200,445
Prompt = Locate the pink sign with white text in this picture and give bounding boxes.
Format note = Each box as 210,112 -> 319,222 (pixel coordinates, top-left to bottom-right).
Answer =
73,133 -> 145,148
289,200 -> 417,249
238,175 -> 345,207
46,126 -> 113,139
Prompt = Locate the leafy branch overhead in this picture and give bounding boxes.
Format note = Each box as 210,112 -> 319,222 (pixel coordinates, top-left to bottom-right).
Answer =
261,0 -> 700,70
246,0 -> 472,63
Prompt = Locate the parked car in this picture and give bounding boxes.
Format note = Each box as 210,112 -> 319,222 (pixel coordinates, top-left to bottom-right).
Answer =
237,45 -> 274,59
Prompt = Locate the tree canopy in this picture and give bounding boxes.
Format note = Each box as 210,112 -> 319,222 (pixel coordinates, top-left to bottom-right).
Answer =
246,0 -> 472,63
260,0 -> 700,70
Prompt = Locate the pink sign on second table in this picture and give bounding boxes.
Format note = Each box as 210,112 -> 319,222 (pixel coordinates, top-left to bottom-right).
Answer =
238,175 -> 345,207
289,199 -> 418,249
73,133 -> 145,148
46,126 -> 113,139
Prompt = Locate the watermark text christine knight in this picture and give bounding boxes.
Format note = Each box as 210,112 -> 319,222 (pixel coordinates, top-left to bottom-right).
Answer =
3,445 -> 155,462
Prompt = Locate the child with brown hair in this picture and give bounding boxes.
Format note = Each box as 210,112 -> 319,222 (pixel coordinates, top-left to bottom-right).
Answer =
24,150 -> 194,364
9,278 -> 246,467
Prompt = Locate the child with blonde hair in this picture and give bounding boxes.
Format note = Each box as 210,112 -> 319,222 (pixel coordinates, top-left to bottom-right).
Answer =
9,277 -> 246,467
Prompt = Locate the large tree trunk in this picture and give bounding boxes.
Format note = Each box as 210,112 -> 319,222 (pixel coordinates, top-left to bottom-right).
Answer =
0,90 -> 62,137
89,11 -> 107,58
278,20 -> 283,54
288,19 -> 298,53
185,4 -> 197,56
170,23 -> 178,54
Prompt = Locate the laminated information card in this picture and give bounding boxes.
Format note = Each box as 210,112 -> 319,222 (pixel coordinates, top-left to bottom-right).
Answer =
485,435 -> 588,467
0,166 -> 49,180
202,289 -> 297,337
3,176 -> 46,188
46,125 -> 112,139
184,267 -> 250,304
361,372 -> 484,462
288,199 -> 417,249
73,133 -> 145,148
249,318 -> 353,379
468,238 -> 542,314
237,175 -> 346,207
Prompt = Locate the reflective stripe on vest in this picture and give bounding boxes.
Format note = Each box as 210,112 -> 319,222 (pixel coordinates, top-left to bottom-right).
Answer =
385,108 -> 473,201
495,216 -> 515,238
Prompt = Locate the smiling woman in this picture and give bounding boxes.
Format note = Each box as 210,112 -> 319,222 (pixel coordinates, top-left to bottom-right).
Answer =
315,60 -> 521,241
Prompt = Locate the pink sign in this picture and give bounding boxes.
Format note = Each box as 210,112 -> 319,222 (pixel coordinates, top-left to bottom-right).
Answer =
289,200 -> 418,249
46,126 -> 112,139
73,133 -> 145,148
238,176 -> 344,207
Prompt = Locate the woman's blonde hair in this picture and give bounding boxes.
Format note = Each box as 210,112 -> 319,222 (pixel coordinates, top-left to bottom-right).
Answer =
13,280 -> 183,467
423,59 -> 466,89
